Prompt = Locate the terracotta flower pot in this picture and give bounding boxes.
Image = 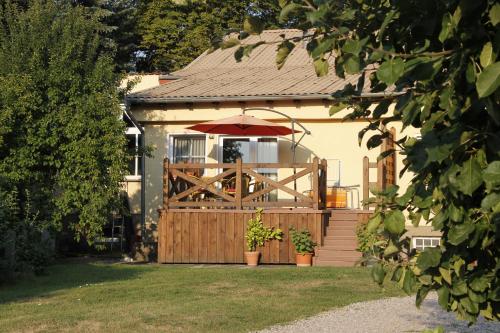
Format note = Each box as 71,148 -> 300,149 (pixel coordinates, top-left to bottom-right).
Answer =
295,253 -> 313,267
245,251 -> 260,266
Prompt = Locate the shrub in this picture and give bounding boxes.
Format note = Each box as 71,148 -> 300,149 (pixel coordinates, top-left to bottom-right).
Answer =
289,228 -> 317,255
245,208 -> 283,251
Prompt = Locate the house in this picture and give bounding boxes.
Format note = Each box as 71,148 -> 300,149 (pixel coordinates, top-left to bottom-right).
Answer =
124,29 -> 440,264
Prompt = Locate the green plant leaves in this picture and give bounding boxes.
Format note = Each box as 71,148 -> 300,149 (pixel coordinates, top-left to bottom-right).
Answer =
384,210 -> 405,235
417,247 -> 441,271
452,157 -> 483,195
329,103 -> 347,116
483,161 -> 500,190
376,58 -> 404,85
490,3 -> 500,25
371,263 -> 385,285
479,42 -> 496,68
221,38 -> 240,49
243,16 -> 264,35
448,222 -> 474,245
314,58 -> 329,76
476,61 -> 500,98
276,40 -> 295,69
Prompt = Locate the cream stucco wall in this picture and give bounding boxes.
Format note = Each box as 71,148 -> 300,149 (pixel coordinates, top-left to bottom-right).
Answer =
130,100 -> 421,232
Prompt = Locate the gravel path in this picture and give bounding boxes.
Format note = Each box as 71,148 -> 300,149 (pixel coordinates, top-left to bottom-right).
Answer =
257,293 -> 499,333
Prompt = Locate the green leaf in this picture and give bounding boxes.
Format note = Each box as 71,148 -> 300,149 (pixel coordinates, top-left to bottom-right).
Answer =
450,280 -> 468,296
438,13 -> 452,43
483,161 -> 500,189
476,61 -> 500,98
417,247 -> 441,271
437,286 -> 450,309
221,38 -> 240,49
460,296 -> 479,314
416,286 -> 430,308
342,39 -> 362,55
384,210 -> 405,235
366,213 -> 382,233
453,157 -> 483,196
470,276 -> 490,292
371,263 -> 385,285
243,16 -> 264,35
343,55 -> 360,74
276,41 -> 295,69
383,240 -> 399,257
439,267 -> 452,284
280,3 -> 302,23
402,269 -> 416,294
329,103 -> 347,116
313,58 -> 329,76
376,58 -> 405,85
489,3 -> 500,25
481,192 -> 500,211
479,42 -> 495,68
448,222 -> 474,245
310,37 -> 335,60
372,99 -> 391,119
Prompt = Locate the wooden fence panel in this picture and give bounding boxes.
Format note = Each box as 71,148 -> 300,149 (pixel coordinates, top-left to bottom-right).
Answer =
157,209 -> 329,264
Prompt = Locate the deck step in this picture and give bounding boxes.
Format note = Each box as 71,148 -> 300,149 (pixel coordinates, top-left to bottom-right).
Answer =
330,212 -> 359,221
325,229 -> 355,237
328,219 -> 358,227
314,259 -> 358,267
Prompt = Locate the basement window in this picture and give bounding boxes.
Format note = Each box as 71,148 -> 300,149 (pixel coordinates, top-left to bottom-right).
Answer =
412,237 -> 440,251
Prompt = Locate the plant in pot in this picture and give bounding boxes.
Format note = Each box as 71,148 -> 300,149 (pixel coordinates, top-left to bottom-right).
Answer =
289,227 -> 317,267
245,208 -> 283,266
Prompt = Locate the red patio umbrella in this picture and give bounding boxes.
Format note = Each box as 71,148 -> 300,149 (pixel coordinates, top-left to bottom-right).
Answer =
186,114 -> 301,136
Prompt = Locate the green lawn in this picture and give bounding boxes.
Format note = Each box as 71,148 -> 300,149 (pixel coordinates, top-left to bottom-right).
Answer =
0,260 -> 404,332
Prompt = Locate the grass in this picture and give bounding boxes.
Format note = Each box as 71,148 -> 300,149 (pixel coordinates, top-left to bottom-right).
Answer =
0,260 -> 404,332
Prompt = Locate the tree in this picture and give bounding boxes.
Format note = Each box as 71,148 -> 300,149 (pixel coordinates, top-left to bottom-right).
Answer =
0,0 -> 127,265
241,0 -> 499,323
137,0 -> 282,72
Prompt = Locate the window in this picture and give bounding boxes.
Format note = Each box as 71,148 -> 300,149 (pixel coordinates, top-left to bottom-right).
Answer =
220,136 -> 278,200
172,135 -> 206,164
412,237 -> 440,251
126,132 -> 142,177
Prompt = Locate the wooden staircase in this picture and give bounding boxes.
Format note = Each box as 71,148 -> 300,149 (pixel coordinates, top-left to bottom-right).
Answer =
314,210 -> 371,267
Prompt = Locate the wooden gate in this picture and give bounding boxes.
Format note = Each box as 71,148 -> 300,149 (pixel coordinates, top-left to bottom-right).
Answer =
362,127 -> 397,208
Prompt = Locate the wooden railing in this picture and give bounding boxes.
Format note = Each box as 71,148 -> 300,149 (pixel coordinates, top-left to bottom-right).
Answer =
162,157 -> 327,210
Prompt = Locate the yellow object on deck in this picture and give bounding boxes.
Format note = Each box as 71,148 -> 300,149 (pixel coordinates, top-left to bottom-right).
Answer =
326,187 -> 347,208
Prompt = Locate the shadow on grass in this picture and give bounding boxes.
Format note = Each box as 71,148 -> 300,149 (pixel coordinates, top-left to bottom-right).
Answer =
0,258 -> 147,305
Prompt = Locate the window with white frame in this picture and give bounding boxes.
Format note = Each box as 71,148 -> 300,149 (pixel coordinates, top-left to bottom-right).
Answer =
126,129 -> 142,177
171,135 -> 206,164
412,237 -> 440,251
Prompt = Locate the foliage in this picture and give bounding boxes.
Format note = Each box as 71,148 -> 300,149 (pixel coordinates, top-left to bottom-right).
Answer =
0,0 -> 127,250
0,180 -> 53,280
245,208 -> 283,251
355,219 -> 382,257
289,227 -> 317,254
137,0 -> 282,72
241,0 -> 500,324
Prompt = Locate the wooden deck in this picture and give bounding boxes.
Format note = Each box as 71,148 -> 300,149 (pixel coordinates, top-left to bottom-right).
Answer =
157,158 -> 372,265
158,209 -> 327,264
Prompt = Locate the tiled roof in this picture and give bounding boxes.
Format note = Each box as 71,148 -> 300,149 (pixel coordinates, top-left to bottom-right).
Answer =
127,30 -> 364,104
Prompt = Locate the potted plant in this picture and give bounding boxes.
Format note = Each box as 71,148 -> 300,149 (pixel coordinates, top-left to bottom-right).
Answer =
289,227 -> 317,267
245,208 -> 283,266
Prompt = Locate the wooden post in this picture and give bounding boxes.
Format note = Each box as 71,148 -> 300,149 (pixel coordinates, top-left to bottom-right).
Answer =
235,158 -> 242,209
362,156 -> 369,209
163,158 -> 169,210
320,159 -> 328,209
312,157 -> 319,210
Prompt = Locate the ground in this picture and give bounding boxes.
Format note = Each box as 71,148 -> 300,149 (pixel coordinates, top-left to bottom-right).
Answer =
0,259 -> 403,332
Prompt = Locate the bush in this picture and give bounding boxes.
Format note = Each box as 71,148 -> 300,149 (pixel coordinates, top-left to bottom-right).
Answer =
289,228 -> 316,255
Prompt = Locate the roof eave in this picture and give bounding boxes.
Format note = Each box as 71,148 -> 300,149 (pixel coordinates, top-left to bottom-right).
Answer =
126,91 -> 404,105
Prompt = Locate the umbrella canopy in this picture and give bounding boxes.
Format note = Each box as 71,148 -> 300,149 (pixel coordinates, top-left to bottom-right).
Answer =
186,114 -> 300,136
